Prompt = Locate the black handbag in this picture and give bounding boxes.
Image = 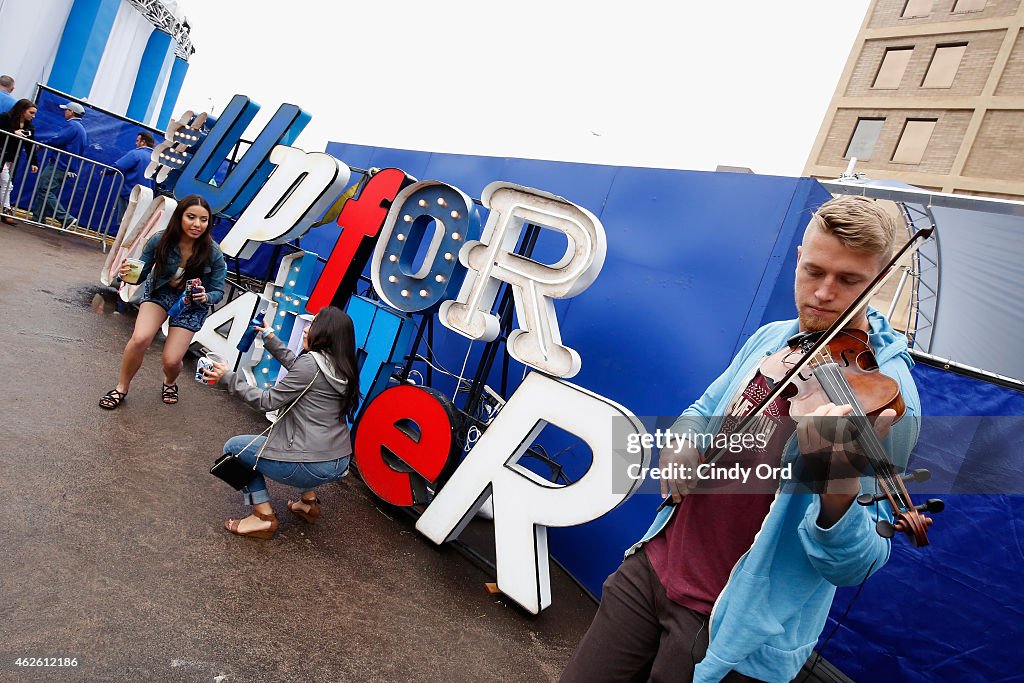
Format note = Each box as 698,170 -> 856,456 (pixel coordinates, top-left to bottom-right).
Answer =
210,369 -> 320,489
210,453 -> 258,490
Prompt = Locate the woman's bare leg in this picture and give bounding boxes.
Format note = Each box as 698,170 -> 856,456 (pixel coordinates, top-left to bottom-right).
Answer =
161,326 -> 196,385
116,302 -> 168,393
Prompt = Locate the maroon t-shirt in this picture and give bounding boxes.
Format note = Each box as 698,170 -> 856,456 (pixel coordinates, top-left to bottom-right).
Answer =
645,372 -> 795,615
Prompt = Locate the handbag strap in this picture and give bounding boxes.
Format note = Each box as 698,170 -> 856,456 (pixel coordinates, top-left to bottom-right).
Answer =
242,369 -> 321,467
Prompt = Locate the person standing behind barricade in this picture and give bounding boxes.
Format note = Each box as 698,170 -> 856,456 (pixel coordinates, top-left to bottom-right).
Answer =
0,99 -> 38,225
200,307 -> 360,540
0,76 -> 16,114
109,131 -> 154,222
30,101 -> 88,227
98,194 -> 226,410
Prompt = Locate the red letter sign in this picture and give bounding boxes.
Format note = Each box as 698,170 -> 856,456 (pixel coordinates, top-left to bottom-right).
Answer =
307,167 -> 414,314
355,385 -> 460,506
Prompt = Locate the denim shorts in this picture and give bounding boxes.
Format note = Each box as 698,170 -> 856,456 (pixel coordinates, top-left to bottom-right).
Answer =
142,281 -> 209,332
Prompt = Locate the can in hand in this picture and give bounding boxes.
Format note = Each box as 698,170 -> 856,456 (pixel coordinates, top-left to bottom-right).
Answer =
195,356 -> 214,383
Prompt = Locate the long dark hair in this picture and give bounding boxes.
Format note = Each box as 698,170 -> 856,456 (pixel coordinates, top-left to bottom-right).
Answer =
306,307 -> 361,421
9,99 -> 36,125
154,194 -> 214,283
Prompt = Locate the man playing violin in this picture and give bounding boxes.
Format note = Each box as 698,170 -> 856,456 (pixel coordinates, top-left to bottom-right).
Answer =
562,196 -> 921,683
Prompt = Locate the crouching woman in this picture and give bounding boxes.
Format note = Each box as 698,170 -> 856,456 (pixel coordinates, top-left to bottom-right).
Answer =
203,306 -> 360,539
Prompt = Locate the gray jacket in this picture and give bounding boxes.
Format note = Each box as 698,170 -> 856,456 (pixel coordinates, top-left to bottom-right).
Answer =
220,334 -> 353,463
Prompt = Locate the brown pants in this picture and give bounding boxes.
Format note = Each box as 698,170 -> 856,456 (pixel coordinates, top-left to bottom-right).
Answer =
561,549 -> 763,683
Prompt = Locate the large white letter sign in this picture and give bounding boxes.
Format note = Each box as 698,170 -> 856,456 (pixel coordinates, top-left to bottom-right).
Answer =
99,193 -> 177,303
145,110 -> 208,185
100,184 -> 155,286
220,145 -> 352,259
415,372 -> 650,614
439,182 -> 606,378
191,291 -> 261,368
371,181 -> 480,312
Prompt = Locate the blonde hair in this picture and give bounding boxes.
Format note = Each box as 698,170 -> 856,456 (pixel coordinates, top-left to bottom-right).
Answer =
805,195 -> 899,263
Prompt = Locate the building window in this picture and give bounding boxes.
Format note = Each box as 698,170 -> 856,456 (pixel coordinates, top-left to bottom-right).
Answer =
901,0 -> 933,18
873,47 -> 914,89
952,0 -> 986,13
846,118 -> 886,160
892,119 -> 937,163
922,44 -> 967,88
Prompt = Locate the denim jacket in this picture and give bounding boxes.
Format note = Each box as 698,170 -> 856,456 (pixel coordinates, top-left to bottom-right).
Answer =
137,231 -> 227,305
628,309 -> 921,683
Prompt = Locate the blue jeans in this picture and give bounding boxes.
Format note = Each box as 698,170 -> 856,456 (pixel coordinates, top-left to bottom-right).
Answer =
224,435 -> 351,506
30,163 -> 75,224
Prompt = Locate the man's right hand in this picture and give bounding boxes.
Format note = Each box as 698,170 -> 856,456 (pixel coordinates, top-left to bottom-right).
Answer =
659,444 -> 703,504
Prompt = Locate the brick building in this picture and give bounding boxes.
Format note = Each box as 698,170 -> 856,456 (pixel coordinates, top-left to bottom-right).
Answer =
804,0 -> 1024,200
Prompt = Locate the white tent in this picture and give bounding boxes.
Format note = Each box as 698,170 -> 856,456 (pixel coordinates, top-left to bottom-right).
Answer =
823,178 -> 1024,387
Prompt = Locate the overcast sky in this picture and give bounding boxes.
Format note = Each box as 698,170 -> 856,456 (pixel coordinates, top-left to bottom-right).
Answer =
174,1 -> 870,178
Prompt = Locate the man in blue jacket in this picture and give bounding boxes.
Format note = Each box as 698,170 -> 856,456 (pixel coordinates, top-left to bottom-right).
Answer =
562,196 -> 921,683
0,76 -> 16,114
111,131 -> 155,221
30,101 -> 89,227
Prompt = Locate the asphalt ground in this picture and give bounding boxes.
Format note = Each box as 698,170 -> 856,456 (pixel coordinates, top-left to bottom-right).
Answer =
0,222 -> 598,682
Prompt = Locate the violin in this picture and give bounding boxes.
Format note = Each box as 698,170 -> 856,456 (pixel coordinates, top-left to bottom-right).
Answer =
759,328 -> 942,547
664,226 -> 942,545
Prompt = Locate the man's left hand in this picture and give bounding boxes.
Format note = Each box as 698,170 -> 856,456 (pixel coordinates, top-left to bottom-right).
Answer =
797,402 -> 897,526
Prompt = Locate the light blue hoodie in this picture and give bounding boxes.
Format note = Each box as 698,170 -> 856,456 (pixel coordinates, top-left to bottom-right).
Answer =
629,308 -> 920,683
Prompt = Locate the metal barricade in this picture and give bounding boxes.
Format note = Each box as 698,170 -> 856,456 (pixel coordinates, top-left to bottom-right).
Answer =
0,129 -> 125,250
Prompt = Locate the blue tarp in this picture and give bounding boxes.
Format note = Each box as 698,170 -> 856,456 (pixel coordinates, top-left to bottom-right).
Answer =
216,139 -> 1022,680
822,362 -> 1024,682
9,87 -> 162,233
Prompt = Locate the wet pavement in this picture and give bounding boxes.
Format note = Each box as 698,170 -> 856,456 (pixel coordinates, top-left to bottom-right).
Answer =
0,222 -> 597,682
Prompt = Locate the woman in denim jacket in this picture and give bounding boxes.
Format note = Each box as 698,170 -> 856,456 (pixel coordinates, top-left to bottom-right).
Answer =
202,306 -> 360,539
98,194 -> 226,409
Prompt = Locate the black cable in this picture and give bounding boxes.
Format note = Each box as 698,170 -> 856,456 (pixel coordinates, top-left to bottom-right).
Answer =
797,557 -> 878,683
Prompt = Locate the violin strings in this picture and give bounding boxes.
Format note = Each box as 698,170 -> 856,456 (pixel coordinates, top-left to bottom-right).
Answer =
814,348 -> 901,500
812,348 -> 909,511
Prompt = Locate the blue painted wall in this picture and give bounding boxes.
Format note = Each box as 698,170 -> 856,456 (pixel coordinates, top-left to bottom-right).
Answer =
319,143 -> 831,592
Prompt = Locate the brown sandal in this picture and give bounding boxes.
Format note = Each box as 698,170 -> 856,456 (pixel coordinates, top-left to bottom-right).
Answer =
224,509 -> 278,540
287,496 -> 321,524
161,383 -> 178,404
